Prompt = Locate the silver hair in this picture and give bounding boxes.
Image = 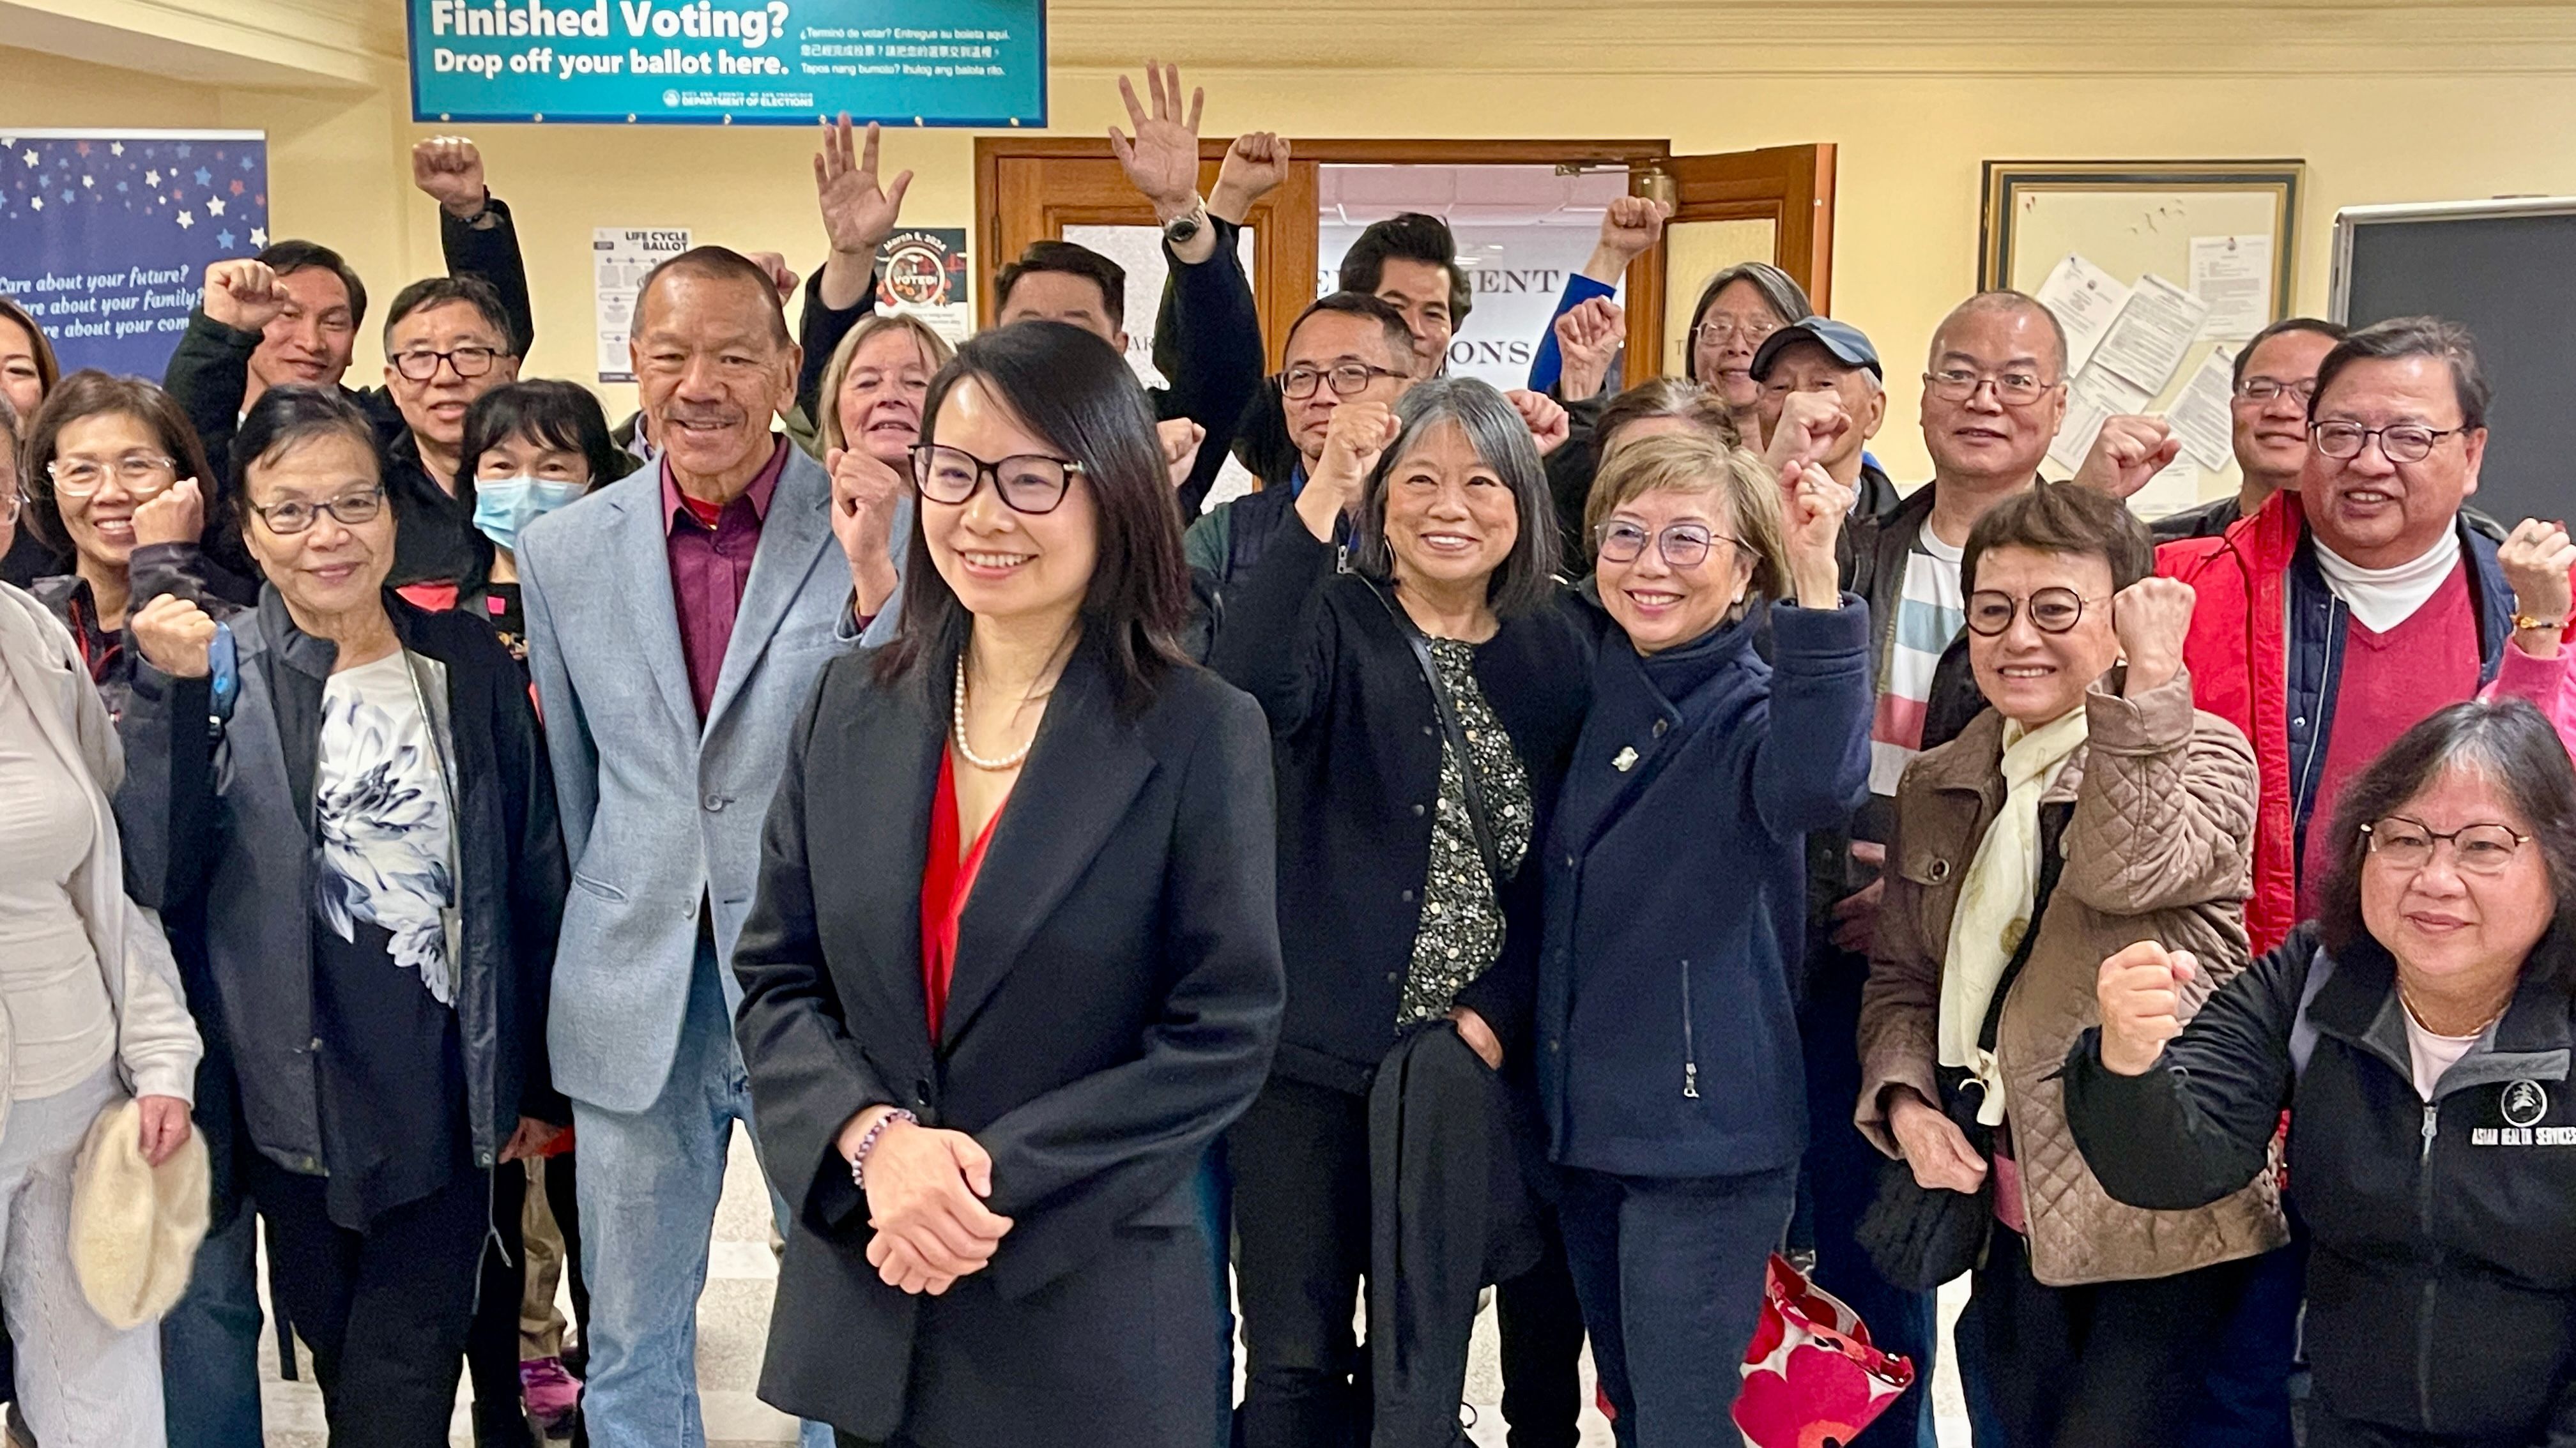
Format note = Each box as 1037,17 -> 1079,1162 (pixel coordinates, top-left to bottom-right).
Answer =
1353,376 -> 1562,617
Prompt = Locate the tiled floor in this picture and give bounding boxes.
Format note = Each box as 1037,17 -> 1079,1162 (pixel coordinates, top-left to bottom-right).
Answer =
256,1126 -> 1973,1446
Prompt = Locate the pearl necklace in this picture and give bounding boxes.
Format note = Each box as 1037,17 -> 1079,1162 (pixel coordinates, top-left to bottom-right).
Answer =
952,656 -> 1034,772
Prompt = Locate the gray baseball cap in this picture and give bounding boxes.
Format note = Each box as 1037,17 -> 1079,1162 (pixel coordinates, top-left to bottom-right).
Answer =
1750,317 -> 1883,381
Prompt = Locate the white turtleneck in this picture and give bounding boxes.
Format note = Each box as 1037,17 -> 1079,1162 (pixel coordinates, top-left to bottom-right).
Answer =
2315,528 -> 2464,634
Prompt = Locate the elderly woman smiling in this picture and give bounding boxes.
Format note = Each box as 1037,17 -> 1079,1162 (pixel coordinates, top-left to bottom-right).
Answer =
1857,484 -> 2284,1445
2066,696 -> 2576,1448
1537,432 -> 1872,1445
1208,376 -> 1590,1447
117,385 -> 569,1445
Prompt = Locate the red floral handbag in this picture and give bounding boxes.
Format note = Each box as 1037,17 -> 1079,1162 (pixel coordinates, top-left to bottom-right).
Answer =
1731,1253 -> 1917,1448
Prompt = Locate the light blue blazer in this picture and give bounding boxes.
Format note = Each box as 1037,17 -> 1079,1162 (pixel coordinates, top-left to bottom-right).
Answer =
520,441 -> 872,1112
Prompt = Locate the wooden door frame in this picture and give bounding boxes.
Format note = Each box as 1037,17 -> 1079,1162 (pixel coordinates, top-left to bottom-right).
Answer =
975,137 -> 1671,360
1630,144 -> 1838,378
972,138 -> 1836,383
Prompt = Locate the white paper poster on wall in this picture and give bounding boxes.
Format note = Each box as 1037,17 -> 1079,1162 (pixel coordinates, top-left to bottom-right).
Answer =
595,226 -> 691,383
2189,234 -> 2273,340
2089,274 -> 2212,395
2133,452 -> 2202,519
2032,253 -> 2131,377
2048,363 -> 2154,477
2165,347 -> 2241,473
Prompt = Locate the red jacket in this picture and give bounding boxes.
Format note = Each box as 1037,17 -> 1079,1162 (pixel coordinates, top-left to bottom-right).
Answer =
2156,491 -> 2515,952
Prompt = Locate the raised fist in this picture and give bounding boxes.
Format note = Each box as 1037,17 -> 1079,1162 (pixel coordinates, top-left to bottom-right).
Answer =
2500,517 -> 2575,627
132,477 -> 207,550
1505,388 -> 1572,457
411,135 -> 488,219
1157,417 -> 1207,489
2074,415 -> 2181,501
2096,940 -> 2198,1076
1212,132 -> 1290,222
1763,390 -> 1853,473
1596,194 -> 1671,264
203,259 -> 288,334
1316,400 -> 1400,499
2111,575 -> 2197,694
131,594 -> 217,679
1552,298 -> 1624,402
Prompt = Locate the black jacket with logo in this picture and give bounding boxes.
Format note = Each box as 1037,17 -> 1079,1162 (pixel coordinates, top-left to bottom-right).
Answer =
2064,924 -> 2576,1447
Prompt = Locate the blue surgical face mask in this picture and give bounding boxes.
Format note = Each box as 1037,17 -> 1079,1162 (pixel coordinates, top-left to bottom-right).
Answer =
471,476 -> 586,553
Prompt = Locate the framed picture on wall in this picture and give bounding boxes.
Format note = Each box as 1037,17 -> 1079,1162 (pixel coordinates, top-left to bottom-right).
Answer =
1977,158 -> 2304,515
1978,159 -> 2303,303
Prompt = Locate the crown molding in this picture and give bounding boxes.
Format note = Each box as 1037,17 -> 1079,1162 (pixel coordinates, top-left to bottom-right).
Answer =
1045,2 -> 2576,76
1,0 -> 390,88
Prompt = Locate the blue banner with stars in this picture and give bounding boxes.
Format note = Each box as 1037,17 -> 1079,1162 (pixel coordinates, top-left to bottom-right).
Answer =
0,130 -> 270,381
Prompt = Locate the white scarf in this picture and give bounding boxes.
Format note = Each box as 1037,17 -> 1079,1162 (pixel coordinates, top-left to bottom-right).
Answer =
2314,528 -> 2462,634
1936,706 -> 2089,1125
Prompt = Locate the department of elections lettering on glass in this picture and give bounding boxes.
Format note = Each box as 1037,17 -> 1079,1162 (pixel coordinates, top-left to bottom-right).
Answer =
410,0 -> 1046,127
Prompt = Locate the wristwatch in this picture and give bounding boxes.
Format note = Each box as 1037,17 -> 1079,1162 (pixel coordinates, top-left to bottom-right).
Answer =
1162,199 -> 1208,248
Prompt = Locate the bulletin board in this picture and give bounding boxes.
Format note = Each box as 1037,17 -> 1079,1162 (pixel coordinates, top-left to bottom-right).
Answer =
1979,160 -> 2303,515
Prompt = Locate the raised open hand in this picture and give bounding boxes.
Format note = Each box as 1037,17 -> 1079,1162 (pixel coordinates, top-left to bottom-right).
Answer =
815,114 -> 913,261
1109,61 -> 1205,219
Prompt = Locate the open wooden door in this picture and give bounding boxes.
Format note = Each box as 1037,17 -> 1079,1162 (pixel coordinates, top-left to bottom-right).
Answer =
977,141 -> 1319,371
1621,144 -> 1838,379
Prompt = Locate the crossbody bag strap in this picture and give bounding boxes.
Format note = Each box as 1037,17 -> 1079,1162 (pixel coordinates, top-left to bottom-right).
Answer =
1367,581 -> 1506,889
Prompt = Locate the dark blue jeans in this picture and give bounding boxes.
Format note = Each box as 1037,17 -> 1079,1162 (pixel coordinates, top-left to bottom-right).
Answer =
163,1203 -> 264,1448
1797,954 -> 1940,1448
1558,1164 -> 1798,1448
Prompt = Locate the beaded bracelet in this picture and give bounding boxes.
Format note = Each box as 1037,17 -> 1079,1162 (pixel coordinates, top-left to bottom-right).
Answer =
849,1107 -> 919,1191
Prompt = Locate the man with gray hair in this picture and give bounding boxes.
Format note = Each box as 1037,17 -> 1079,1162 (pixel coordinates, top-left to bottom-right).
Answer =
1795,291 -> 2076,1448
519,243 -> 900,1448
2158,314 -> 2521,947
1752,317 -> 1898,518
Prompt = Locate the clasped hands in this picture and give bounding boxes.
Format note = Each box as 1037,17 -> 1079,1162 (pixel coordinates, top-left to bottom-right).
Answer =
837,1105 -> 1015,1297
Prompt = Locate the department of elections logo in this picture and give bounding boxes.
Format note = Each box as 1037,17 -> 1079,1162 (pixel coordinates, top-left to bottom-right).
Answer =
2503,1079 -> 2549,1129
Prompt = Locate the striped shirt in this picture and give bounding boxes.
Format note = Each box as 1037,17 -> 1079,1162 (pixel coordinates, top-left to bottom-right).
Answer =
1867,524 -> 1966,797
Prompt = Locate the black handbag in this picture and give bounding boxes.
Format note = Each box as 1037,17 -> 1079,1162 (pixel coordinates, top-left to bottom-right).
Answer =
1853,812 -> 2069,1292
1853,1078 -> 1995,1293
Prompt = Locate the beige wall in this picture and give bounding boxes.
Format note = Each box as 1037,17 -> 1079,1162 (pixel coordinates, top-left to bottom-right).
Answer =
10,27 -> 2576,485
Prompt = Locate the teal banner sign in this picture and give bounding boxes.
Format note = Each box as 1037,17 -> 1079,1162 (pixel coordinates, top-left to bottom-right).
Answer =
410,0 -> 1045,126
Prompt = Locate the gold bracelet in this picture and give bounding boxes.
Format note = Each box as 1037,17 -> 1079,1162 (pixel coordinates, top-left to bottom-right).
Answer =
2515,613 -> 2570,634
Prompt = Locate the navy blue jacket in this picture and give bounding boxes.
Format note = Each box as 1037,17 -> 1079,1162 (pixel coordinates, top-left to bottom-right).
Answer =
1538,593 -> 1874,1178
1208,524 -> 1593,1094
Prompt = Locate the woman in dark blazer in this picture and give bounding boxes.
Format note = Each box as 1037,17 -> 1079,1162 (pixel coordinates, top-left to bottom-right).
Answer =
732,322 -> 1284,1448
1209,377 -> 1591,1447
1536,432 -> 1873,1447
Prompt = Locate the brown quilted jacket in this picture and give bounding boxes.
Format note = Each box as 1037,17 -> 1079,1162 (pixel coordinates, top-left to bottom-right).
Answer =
1855,671 -> 2287,1287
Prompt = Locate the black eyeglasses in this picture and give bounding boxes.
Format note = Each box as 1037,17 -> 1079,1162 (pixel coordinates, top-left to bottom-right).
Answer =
1595,519 -> 1735,570
2311,421 -> 2463,464
1964,587 -> 2109,636
391,345 -> 505,383
2360,816 -> 2531,876
1276,363 -> 1407,400
2234,377 -> 2317,403
908,443 -> 1084,515
248,486 -> 387,536
1924,369 -> 2058,408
